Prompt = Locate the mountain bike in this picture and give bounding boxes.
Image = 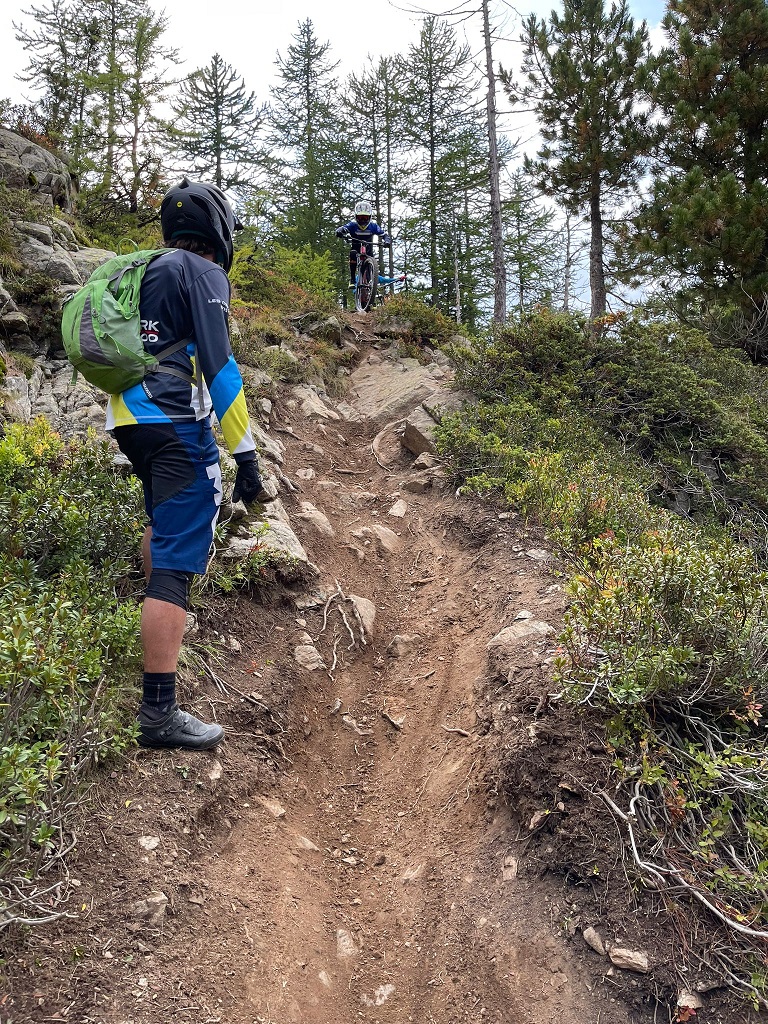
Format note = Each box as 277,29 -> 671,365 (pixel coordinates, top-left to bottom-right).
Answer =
341,233 -> 378,312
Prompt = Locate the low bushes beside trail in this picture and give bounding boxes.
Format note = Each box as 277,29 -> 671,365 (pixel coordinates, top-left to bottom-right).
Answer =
439,308 -> 768,1007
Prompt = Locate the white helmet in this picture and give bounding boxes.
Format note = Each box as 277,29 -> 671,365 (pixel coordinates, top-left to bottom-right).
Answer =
354,200 -> 373,228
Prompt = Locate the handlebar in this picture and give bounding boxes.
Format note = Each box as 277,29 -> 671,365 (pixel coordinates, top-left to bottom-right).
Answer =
338,231 -> 391,247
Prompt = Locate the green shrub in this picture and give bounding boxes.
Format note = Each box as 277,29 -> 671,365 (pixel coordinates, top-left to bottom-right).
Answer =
447,309 -> 768,526
443,307 -> 768,998
0,420 -> 143,931
372,294 -> 465,347
230,243 -> 336,311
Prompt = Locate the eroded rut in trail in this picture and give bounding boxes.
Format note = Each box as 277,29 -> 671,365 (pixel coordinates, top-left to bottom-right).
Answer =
138,413 -> 619,1024
8,345 -> 649,1024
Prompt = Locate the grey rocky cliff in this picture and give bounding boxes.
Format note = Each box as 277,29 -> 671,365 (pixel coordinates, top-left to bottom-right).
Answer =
0,129 -> 77,213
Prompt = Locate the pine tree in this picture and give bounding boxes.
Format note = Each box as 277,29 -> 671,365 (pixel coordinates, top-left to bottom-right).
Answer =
481,0 -> 507,323
116,10 -> 179,212
401,16 -> 477,308
13,0 -> 102,164
171,54 -> 265,193
510,0 -> 655,319
345,58 -> 408,282
504,170 -> 562,312
634,0 -> 768,345
268,19 -> 343,255
90,0 -> 145,192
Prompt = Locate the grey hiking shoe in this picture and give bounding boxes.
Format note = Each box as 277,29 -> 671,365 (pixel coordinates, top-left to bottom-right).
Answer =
138,706 -> 223,750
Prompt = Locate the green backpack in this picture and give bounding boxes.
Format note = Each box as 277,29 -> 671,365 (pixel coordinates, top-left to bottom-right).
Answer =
61,248 -> 194,395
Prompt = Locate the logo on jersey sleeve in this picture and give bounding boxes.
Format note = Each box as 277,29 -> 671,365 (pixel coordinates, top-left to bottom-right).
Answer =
141,319 -> 161,345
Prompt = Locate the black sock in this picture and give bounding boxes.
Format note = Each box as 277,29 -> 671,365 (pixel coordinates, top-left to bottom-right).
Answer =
141,672 -> 176,713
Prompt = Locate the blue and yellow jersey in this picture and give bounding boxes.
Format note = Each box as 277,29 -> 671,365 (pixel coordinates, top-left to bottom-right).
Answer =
105,249 -> 255,461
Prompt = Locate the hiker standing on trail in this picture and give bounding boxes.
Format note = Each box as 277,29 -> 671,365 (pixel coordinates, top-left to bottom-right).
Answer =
108,178 -> 272,752
335,200 -> 391,285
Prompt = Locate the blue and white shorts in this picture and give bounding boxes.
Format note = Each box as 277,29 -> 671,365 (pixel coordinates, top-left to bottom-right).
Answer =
113,420 -> 222,575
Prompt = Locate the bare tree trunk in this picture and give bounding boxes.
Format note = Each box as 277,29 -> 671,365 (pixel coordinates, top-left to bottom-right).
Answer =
589,177 -> 607,319
482,0 -> 506,323
452,211 -> 461,322
382,59 -> 395,283
563,216 -> 573,312
428,84 -> 438,306
104,1 -> 118,192
371,102 -> 384,290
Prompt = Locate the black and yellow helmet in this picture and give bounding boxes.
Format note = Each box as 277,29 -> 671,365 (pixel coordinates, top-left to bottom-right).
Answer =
160,178 -> 243,272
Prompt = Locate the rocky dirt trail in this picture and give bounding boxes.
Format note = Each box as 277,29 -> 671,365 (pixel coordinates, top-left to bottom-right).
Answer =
6,334 -> 657,1024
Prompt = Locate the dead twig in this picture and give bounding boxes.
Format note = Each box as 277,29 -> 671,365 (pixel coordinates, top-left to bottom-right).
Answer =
441,725 -> 471,737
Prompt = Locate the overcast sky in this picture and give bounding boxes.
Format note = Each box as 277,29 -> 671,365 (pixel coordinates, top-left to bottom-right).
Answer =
2,0 -> 666,118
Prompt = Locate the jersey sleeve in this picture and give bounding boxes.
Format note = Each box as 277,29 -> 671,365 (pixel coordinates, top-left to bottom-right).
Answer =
188,265 -> 256,459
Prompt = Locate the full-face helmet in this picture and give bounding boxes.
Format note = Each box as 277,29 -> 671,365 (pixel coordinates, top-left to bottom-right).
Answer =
354,200 -> 373,229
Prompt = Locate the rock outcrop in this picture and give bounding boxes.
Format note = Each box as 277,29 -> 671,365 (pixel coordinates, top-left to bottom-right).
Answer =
0,129 -> 76,212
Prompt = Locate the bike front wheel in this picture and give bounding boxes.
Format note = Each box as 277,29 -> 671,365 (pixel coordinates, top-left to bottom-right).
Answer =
355,257 -> 378,312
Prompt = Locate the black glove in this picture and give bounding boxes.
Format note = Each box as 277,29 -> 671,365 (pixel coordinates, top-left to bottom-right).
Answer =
232,459 -> 274,506
335,227 -> 347,238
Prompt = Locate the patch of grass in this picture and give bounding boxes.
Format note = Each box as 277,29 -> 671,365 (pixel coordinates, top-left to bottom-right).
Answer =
231,299 -> 355,391
5,352 -> 37,379
199,537 -> 302,596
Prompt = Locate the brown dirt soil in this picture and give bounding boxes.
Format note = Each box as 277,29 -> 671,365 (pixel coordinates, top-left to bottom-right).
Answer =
2,351 -> 755,1024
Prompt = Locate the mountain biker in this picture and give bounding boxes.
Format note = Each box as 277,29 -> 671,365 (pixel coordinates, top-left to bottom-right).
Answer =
108,178 -> 272,752
335,200 -> 391,285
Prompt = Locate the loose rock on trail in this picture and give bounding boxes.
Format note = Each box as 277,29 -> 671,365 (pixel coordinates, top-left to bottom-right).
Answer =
7,336 -> 659,1024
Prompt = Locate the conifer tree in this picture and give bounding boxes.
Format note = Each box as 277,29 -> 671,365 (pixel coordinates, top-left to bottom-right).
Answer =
91,0 -> 145,191
504,170 -> 562,312
268,19 -> 343,254
117,10 -> 179,212
634,0 -> 768,348
345,58 -> 408,281
171,54 -> 265,193
402,16 -> 477,308
14,0 -> 102,164
510,0 -> 655,319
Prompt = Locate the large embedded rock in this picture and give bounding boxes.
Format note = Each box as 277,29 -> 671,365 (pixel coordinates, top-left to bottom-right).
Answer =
0,129 -> 76,212
486,619 -> 554,680
293,384 -> 339,421
422,389 -> 473,423
252,421 -> 285,465
349,358 -> 442,421
14,233 -> 80,285
295,501 -> 335,536
15,221 -> 53,246
401,405 -> 439,456
71,247 -> 116,282
350,523 -> 402,555
2,374 -> 34,422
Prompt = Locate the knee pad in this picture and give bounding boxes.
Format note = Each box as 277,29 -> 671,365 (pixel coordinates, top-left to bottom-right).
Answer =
145,568 -> 193,610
